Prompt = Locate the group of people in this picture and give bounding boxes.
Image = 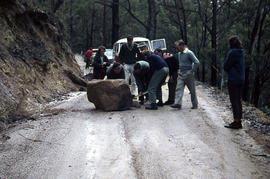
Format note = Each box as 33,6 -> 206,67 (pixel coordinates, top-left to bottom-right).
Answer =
85,35 -> 200,111
85,35 -> 245,130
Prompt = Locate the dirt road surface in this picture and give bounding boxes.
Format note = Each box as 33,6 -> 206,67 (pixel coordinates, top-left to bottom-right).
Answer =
0,55 -> 269,179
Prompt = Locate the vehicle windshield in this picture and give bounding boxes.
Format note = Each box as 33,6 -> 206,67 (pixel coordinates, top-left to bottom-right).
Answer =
119,41 -> 150,51
105,49 -> 113,57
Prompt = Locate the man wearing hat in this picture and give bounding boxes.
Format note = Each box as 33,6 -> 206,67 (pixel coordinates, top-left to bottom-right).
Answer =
106,62 -> 125,79
119,35 -> 141,97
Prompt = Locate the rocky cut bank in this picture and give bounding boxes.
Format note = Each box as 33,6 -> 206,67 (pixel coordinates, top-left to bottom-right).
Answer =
0,0 -> 83,118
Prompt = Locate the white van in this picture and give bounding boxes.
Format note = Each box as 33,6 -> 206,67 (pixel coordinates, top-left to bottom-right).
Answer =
113,37 -> 166,58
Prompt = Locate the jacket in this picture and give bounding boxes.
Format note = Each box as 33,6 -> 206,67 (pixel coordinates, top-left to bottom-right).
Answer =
147,54 -> 168,72
164,56 -> 179,76
119,43 -> 140,64
93,54 -> 110,79
224,48 -> 245,85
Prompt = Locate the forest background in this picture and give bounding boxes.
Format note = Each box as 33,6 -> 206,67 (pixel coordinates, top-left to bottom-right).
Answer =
22,0 -> 270,113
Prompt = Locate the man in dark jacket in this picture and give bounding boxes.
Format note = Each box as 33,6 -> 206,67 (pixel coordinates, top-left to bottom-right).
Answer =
142,50 -> 169,110
154,48 -> 179,105
119,35 -> 141,96
107,62 -> 125,80
93,46 -> 110,79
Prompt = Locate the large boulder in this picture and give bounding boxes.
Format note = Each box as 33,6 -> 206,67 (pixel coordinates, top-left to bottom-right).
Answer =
87,80 -> 133,111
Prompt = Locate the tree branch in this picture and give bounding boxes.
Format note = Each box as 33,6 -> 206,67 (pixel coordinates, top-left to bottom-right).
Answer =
94,0 -> 112,8
196,0 -> 212,34
120,0 -> 147,29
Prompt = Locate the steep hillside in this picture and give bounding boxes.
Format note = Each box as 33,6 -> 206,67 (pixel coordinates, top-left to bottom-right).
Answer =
0,0 -> 83,118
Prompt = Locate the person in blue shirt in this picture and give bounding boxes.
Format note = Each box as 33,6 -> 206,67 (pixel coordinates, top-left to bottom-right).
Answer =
224,36 -> 245,129
142,50 -> 169,110
154,48 -> 179,105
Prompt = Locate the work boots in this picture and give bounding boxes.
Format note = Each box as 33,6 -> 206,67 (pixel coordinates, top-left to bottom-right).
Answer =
157,100 -> 163,106
224,121 -> 242,129
145,103 -> 158,110
170,104 -> 182,109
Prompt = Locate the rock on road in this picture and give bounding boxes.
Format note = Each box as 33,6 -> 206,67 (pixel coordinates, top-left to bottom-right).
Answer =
0,54 -> 269,178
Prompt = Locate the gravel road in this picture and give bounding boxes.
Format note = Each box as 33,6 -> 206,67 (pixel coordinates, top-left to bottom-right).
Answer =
0,55 -> 269,179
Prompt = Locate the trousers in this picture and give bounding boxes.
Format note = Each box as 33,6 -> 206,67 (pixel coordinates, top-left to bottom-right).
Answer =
228,84 -> 243,119
175,73 -> 198,107
148,67 -> 169,104
167,72 -> 178,102
124,64 -> 136,95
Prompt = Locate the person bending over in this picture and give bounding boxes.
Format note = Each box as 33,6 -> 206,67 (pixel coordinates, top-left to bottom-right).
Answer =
154,48 -> 179,105
142,50 -> 169,110
134,60 -> 151,105
107,62 -> 125,80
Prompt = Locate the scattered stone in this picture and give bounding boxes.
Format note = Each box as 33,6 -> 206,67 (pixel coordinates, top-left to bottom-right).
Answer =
0,134 -> 10,142
87,80 -> 133,111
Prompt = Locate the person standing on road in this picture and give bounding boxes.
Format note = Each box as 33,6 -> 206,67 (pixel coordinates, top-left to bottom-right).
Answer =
119,35 -> 141,97
224,36 -> 245,129
154,48 -> 179,105
106,62 -> 125,80
84,47 -> 94,69
93,46 -> 110,79
133,60 -> 151,105
142,50 -> 169,110
169,40 -> 200,110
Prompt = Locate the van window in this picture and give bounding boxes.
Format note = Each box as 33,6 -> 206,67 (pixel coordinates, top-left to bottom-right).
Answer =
134,41 -> 150,50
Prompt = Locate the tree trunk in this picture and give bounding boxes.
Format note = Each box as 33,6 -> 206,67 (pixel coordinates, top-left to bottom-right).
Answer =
243,0 -> 263,101
173,0 -> 184,40
248,0 -> 263,54
112,0 -> 119,46
103,4 -> 107,46
69,0 -> 73,44
251,6 -> 267,106
53,0 -> 64,13
83,10 -> 91,51
211,0 -> 217,86
147,0 -> 157,39
50,0 -> 54,13
242,67 -> 250,101
85,21 -> 90,50
252,75 -> 261,107
201,14 -> 207,83
90,3 -> 96,47
179,0 -> 187,43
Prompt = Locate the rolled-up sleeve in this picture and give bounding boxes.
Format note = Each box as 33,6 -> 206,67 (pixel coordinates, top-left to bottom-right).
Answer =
189,51 -> 200,72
